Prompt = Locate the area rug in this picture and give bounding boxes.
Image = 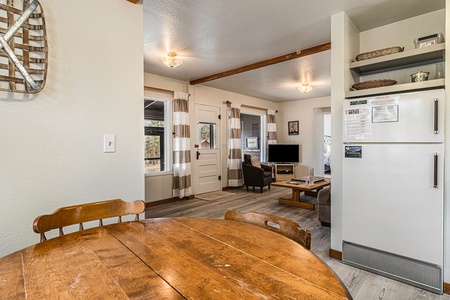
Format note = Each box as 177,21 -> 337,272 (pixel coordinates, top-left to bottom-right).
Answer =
195,191 -> 235,201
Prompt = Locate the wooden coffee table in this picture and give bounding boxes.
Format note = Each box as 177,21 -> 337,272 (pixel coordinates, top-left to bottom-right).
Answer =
272,179 -> 331,210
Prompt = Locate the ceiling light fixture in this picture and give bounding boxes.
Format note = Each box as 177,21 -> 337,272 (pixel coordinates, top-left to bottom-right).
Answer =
298,83 -> 313,93
161,52 -> 183,68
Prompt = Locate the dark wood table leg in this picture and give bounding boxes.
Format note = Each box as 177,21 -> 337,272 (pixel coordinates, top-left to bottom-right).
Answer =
278,189 -> 315,210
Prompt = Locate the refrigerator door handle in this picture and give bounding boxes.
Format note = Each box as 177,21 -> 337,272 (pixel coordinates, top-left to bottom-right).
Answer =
434,98 -> 439,134
434,153 -> 438,188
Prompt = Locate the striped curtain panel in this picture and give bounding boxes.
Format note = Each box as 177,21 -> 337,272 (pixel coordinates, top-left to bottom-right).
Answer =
227,104 -> 243,187
172,92 -> 192,198
267,109 -> 277,144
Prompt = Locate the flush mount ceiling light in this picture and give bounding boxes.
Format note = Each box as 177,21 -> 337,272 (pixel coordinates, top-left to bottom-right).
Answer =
161,52 -> 183,68
298,83 -> 313,93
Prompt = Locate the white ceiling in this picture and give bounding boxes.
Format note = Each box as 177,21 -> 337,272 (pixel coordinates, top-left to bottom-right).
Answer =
143,0 -> 445,102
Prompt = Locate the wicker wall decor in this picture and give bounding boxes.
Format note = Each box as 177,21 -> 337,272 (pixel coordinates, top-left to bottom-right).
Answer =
0,0 -> 47,93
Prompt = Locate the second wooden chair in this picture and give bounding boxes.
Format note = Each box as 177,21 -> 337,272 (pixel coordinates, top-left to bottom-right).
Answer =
224,209 -> 311,249
33,198 -> 145,242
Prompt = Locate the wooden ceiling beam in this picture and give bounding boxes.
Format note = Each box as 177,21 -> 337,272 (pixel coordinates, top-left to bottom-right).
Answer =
189,42 -> 331,85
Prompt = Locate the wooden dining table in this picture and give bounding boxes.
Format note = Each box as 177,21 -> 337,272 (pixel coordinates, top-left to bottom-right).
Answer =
0,218 -> 352,299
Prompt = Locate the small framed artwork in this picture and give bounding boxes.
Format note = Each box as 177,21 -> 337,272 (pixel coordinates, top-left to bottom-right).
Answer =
288,121 -> 299,135
245,137 -> 259,149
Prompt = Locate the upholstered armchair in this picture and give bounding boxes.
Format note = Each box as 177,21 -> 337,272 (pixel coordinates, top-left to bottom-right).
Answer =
317,188 -> 331,227
242,154 -> 273,193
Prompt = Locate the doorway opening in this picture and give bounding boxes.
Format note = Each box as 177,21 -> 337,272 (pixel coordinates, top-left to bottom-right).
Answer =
240,112 -> 267,162
323,113 -> 331,177
313,107 -> 331,177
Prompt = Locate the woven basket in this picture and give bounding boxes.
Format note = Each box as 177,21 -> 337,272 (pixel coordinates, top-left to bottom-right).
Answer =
351,79 -> 397,90
0,0 -> 48,93
355,46 -> 404,61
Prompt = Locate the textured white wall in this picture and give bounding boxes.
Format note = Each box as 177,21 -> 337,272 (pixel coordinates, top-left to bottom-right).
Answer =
0,0 -> 143,257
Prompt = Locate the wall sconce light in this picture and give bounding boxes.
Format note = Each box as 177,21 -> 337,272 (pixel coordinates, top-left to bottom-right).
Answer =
298,83 -> 313,93
161,52 -> 183,68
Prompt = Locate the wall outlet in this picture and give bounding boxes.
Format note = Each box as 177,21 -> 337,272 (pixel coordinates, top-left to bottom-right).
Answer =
104,134 -> 116,153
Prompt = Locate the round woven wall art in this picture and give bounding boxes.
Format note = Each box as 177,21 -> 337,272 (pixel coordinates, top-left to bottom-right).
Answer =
0,0 -> 47,93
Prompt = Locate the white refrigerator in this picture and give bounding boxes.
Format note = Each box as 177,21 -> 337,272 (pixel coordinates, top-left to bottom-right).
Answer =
342,89 -> 444,293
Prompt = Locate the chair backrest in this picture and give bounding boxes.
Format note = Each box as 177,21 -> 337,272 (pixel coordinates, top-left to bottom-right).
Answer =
33,199 -> 145,242
317,188 -> 331,205
224,210 -> 311,249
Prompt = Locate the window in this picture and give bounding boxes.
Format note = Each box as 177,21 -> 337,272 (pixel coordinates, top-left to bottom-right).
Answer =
197,122 -> 217,149
144,98 -> 171,173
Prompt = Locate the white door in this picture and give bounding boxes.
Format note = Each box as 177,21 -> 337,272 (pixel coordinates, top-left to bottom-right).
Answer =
195,104 -> 221,194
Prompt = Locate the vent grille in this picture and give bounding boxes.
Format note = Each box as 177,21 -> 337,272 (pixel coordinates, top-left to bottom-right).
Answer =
342,241 -> 442,294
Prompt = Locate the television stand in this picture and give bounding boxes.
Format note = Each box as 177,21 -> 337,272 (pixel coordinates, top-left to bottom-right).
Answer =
275,164 -> 294,182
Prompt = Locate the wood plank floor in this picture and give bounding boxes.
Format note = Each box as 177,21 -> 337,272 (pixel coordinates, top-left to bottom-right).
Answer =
145,186 -> 450,300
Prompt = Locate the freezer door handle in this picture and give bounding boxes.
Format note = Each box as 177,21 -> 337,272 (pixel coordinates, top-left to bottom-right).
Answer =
434,98 -> 439,134
434,153 -> 438,188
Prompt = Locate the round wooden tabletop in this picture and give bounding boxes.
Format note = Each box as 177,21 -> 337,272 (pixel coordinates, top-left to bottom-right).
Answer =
0,218 -> 352,299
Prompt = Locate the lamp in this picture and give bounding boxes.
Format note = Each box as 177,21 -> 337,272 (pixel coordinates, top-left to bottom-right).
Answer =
161,52 -> 183,68
298,83 -> 313,93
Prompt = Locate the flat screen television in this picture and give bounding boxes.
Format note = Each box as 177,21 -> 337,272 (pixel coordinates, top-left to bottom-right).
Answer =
268,144 -> 299,163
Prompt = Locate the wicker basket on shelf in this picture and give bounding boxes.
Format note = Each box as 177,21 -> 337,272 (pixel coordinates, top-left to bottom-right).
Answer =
355,46 -> 404,61
351,79 -> 397,90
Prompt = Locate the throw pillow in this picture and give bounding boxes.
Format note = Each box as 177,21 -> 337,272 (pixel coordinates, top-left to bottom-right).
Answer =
244,154 -> 252,165
250,156 -> 261,168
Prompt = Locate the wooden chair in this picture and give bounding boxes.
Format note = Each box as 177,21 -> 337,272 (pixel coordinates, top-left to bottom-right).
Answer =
224,210 -> 311,249
33,199 -> 145,242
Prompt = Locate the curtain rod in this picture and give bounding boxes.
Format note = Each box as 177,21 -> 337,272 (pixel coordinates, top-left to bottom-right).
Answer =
224,101 -> 278,113
144,85 -> 190,96
144,85 -> 173,93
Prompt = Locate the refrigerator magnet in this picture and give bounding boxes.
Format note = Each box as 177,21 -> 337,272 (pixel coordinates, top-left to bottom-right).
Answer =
344,146 -> 362,158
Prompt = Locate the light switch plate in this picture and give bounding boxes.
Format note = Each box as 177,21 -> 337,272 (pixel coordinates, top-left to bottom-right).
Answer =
104,134 -> 115,153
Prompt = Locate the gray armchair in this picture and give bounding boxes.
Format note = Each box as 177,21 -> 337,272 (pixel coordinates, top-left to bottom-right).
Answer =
242,155 -> 272,193
317,188 -> 331,227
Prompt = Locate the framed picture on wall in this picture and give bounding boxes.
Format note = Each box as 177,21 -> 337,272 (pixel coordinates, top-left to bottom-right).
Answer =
245,137 -> 259,149
288,121 -> 299,135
